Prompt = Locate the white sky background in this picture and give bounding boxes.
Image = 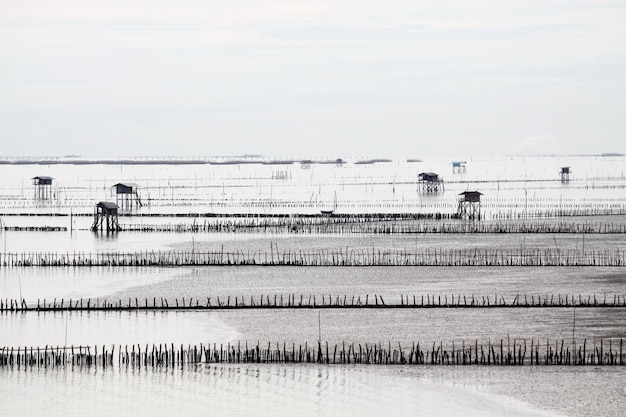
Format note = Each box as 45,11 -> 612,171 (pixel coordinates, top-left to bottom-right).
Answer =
1,0 -> 624,158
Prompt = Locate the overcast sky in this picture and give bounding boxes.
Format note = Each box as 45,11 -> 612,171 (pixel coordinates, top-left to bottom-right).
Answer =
1,0 -> 624,158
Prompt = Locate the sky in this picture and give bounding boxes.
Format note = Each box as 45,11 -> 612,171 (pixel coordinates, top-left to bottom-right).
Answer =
1,0 -> 625,158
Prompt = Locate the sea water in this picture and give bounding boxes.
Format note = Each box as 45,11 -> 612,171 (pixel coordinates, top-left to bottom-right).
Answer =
1,155 -> 625,416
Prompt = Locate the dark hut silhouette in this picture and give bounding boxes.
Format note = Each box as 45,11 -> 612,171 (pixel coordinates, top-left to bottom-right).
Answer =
91,202 -> 120,232
418,172 -> 444,193
32,176 -> 54,200
112,183 -> 142,208
457,191 -> 482,220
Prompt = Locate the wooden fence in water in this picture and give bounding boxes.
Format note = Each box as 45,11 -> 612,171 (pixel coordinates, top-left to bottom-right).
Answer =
3,212 -> 626,235
115,217 -> 626,234
2,293 -> 625,312
2,247 -> 625,267
1,339 -> 623,369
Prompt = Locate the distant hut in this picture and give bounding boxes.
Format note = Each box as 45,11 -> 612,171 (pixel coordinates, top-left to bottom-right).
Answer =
560,167 -> 571,183
451,161 -> 467,174
32,176 -> 54,200
112,183 -> 142,208
457,191 -> 483,220
418,172 -> 444,193
271,170 -> 291,180
91,202 -> 120,232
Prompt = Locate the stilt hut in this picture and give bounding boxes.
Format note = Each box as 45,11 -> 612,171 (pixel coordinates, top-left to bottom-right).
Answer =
560,167 -> 571,183
457,191 -> 482,220
418,172 -> 444,193
32,176 -> 54,200
91,202 -> 120,232
112,183 -> 142,208
451,161 -> 467,174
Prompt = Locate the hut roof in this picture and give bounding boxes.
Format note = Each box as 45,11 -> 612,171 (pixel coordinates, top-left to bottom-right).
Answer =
112,183 -> 139,194
418,172 -> 440,181
97,201 -> 119,210
459,191 -> 482,202
32,176 -> 54,185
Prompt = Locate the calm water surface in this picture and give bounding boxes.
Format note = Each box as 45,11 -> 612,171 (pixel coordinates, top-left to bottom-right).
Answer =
1,363 -> 624,417
1,156 -> 625,417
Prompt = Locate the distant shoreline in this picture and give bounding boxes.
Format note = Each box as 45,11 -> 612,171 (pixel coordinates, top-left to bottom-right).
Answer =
0,154 -> 622,166
0,157 -> 389,166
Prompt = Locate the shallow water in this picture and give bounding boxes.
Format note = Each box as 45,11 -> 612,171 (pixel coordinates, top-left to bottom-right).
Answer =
1,264 -> 624,305
1,363 -> 624,417
2,306 -> 623,349
1,156 -> 626,417
1,155 -> 625,216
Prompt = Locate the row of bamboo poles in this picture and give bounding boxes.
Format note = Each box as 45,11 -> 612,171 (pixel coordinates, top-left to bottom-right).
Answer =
2,293 -> 625,312
7,212 -> 626,234
115,218 -> 626,234
2,339 -> 623,369
4,196 -> 625,218
2,247 -> 625,267
487,207 -> 626,219
2,226 -> 68,232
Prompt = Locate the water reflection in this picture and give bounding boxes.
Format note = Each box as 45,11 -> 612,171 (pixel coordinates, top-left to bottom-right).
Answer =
92,231 -> 120,242
0,363 -> 593,417
0,310 -> 239,346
